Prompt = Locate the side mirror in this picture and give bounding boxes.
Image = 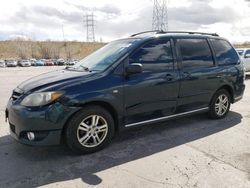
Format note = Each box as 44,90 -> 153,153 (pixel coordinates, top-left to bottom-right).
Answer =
126,63 -> 143,75
244,54 -> 250,58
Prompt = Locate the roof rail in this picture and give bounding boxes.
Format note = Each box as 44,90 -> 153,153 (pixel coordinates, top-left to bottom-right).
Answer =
159,31 -> 219,37
130,30 -> 219,37
130,30 -> 164,37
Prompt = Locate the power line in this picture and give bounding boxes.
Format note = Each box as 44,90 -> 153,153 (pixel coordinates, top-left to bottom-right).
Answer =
152,0 -> 168,31
84,13 -> 95,42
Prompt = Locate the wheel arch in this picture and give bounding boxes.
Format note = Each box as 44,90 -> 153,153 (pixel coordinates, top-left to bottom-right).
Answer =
214,85 -> 234,103
81,100 -> 120,131
61,100 -> 120,143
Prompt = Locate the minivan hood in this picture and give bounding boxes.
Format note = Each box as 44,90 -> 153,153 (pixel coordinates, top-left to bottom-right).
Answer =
17,69 -> 92,92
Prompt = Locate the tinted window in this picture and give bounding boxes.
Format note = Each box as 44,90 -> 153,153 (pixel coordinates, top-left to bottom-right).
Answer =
130,39 -> 173,70
210,39 -> 239,65
177,39 -> 214,69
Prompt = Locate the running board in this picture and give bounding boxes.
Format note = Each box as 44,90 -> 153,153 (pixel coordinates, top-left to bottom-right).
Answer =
124,107 -> 209,127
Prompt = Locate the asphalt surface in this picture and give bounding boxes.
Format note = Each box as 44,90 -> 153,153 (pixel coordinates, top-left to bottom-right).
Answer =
0,67 -> 250,188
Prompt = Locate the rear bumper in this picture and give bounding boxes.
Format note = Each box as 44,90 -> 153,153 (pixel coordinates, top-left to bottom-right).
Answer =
233,83 -> 245,103
233,95 -> 243,103
6,100 -> 80,146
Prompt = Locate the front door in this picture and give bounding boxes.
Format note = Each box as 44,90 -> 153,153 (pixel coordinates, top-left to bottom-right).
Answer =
124,38 -> 180,126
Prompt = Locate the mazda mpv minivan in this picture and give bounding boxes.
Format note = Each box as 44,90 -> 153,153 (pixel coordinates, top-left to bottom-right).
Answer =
6,31 -> 245,153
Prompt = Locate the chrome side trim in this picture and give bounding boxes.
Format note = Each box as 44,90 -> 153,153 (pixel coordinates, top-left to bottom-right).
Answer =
125,107 -> 209,127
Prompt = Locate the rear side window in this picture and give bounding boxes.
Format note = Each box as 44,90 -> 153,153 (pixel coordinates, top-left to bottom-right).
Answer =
129,39 -> 173,70
210,39 -> 239,65
177,38 -> 214,69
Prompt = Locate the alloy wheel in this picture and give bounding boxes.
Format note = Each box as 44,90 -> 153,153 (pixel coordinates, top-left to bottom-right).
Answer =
215,94 -> 229,116
77,115 -> 108,148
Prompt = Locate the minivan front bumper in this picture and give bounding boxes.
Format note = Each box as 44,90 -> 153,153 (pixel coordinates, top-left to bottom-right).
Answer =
6,100 -> 80,146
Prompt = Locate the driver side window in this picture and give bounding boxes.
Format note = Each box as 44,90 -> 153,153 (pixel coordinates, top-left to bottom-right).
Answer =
129,39 -> 174,71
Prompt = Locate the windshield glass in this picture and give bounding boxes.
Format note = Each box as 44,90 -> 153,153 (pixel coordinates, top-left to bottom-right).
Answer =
236,50 -> 244,56
72,39 -> 140,71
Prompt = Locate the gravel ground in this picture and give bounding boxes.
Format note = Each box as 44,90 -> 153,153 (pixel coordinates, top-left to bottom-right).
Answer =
0,67 -> 250,188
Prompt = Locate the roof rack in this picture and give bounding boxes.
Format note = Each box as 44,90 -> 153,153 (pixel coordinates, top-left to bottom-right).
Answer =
130,30 -> 164,37
130,30 -> 219,37
161,31 -> 219,37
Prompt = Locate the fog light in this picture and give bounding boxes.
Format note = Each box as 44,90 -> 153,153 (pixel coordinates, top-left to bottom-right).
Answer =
27,132 -> 35,141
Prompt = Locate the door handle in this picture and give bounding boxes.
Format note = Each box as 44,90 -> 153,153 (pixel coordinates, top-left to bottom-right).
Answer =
165,73 -> 174,81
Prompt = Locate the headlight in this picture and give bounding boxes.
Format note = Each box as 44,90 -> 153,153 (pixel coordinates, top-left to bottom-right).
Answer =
21,92 -> 63,107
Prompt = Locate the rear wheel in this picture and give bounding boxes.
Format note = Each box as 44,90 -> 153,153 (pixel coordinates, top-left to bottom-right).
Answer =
209,89 -> 231,119
65,105 -> 115,154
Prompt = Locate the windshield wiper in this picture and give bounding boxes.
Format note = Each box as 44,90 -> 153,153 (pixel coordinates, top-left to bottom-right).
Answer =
65,66 -> 72,70
80,65 -> 90,71
65,65 -> 91,72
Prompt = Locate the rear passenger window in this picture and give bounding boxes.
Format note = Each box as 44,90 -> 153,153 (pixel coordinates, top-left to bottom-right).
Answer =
210,39 -> 240,65
177,39 -> 214,69
129,39 -> 173,70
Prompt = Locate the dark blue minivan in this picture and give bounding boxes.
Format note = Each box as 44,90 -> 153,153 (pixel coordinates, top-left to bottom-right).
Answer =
6,31 -> 245,153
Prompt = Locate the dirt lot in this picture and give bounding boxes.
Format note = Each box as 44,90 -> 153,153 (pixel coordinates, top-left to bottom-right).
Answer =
0,67 -> 250,188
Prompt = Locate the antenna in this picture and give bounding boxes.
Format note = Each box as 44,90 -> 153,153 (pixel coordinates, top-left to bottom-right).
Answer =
84,13 -> 95,42
152,0 -> 168,31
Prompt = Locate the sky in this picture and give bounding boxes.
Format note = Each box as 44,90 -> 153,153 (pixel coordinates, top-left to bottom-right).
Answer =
0,0 -> 250,43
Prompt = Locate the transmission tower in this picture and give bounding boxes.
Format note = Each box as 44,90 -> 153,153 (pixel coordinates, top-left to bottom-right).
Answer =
152,0 -> 168,31
84,13 -> 95,42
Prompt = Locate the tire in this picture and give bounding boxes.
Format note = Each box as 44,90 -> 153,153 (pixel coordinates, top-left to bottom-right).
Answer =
209,89 -> 231,119
65,105 -> 115,154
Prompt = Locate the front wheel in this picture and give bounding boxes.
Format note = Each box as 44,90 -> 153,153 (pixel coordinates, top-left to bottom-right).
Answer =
65,105 -> 115,154
209,89 -> 231,119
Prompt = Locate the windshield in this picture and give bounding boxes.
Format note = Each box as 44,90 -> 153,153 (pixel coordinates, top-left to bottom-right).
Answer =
72,39 -> 140,71
236,50 -> 244,56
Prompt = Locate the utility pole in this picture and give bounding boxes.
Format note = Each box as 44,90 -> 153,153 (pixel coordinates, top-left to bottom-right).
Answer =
152,0 -> 168,31
84,13 -> 95,42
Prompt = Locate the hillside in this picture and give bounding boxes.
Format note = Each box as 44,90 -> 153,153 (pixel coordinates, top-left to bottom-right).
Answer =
234,42 -> 250,48
0,41 -> 105,60
0,40 -> 250,60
